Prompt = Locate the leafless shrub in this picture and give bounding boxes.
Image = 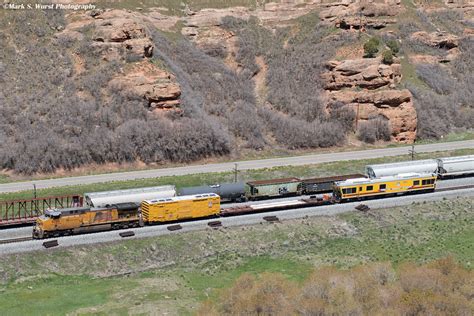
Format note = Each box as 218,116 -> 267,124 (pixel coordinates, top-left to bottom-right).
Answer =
357,118 -> 391,143
328,102 -> 356,133
416,63 -> 455,95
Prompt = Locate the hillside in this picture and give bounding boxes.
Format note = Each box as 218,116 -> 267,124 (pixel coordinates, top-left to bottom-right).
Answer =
0,0 -> 473,174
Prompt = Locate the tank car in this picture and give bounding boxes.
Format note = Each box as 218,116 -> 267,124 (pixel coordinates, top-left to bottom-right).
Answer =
178,182 -> 246,202
365,160 -> 438,178
84,185 -> 176,207
436,155 -> 474,177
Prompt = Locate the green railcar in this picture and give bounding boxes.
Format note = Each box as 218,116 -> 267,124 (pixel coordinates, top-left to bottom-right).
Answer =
245,178 -> 302,200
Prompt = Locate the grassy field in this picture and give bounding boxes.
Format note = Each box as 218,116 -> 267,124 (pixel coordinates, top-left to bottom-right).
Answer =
0,196 -> 472,314
1,148 -> 472,205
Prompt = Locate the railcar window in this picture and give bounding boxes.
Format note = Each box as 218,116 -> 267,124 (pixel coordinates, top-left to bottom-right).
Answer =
380,184 -> 386,190
414,180 -> 420,186
345,187 -> 356,194
342,188 -> 347,194
359,187 -> 362,192
367,185 -> 373,191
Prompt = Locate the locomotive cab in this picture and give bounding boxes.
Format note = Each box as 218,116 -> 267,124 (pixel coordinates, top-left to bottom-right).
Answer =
32,209 -> 62,239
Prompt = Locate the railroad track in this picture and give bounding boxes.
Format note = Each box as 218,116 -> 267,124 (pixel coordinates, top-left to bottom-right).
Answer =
0,236 -> 32,245
437,184 -> 474,192
0,184 -> 472,246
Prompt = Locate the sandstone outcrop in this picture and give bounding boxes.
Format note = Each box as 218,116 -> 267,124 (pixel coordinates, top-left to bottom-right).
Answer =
328,90 -> 417,143
59,9 -> 181,112
410,31 -> 459,49
322,59 -> 402,90
336,17 -> 397,30
91,11 -> 154,60
322,58 -> 416,143
109,61 -> 181,112
179,1 -> 322,55
320,0 -> 401,28
62,9 -> 155,62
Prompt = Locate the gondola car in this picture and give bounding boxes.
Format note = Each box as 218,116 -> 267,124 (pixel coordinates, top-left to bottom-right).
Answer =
333,173 -> 436,202
301,174 -> 366,194
32,202 -> 141,239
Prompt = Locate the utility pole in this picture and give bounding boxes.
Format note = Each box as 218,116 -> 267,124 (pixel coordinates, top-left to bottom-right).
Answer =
33,184 -> 37,199
234,163 -> 238,183
409,144 -> 416,160
355,104 -> 360,130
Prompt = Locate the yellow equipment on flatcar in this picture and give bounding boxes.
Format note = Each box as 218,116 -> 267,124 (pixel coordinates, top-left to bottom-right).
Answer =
141,193 -> 220,223
333,173 -> 436,202
32,203 -> 141,239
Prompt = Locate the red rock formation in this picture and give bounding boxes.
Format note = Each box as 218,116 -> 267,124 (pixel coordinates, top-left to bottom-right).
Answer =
109,61 -> 181,112
322,58 -> 416,143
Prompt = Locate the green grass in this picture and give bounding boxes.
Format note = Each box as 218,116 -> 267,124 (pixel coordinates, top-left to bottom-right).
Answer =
0,275 -> 134,315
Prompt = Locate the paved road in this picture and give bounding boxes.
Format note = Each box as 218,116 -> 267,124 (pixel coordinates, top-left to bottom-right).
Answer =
0,140 -> 472,193
1,186 -> 472,255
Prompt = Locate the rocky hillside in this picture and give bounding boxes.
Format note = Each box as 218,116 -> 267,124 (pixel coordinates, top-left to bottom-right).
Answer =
0,0 -> 472,174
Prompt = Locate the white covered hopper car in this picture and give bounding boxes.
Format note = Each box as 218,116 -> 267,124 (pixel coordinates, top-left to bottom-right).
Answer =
365,160 -> 438,178
436,155 -> 474,177
84,185 -> 177,207
365,155 -> 474,178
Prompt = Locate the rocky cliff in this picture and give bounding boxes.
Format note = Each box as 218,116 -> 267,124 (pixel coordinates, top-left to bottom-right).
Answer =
58,8 -> 182,113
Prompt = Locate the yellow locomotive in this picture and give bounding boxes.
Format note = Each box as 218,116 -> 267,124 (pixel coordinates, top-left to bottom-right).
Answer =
32,203 -> 141,239
141,193 -> 220,223
333,173 -> 437,202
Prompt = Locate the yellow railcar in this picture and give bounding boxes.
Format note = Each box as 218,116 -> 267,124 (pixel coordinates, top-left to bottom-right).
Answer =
333,173 -> 436,202
141,193 -> 220,223
32,203 -> 140,239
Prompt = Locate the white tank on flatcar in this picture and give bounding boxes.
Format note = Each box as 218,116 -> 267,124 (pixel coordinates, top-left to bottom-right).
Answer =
365,159 -> 438,178
436,155 -> 474,177
84,185 -> 176,207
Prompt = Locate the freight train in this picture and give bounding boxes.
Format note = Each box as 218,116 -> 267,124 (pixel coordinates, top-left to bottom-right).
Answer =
32,172 -> 438,239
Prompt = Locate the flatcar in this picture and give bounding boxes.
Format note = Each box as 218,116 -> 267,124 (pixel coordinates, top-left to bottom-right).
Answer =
84,185 -> 176,207
32,202 -> 141,239
141,193 -> 220,223
333,173 -> 437,202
